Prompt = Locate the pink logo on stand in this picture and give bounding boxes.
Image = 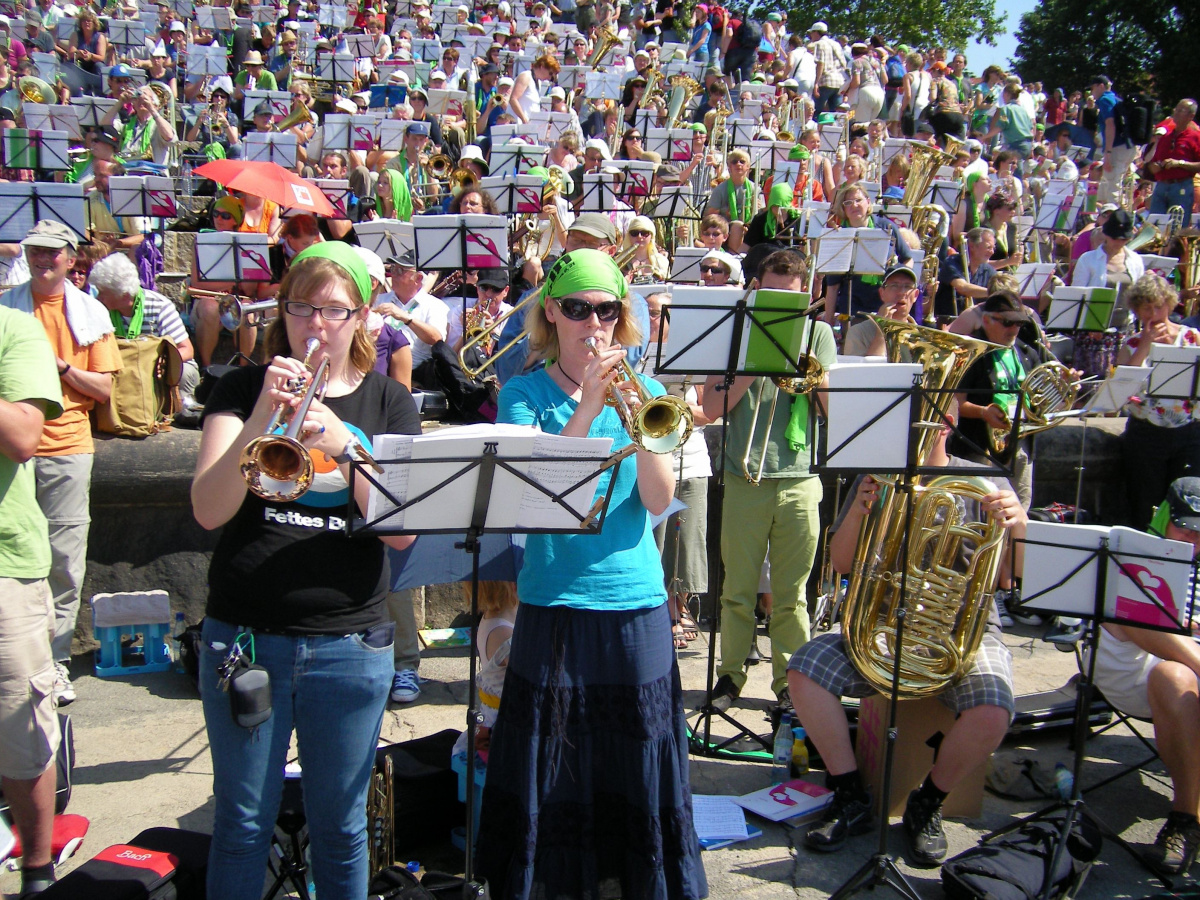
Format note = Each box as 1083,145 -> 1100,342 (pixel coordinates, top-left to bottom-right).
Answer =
1114,563 -> 1179,629
290,184 -> 314,207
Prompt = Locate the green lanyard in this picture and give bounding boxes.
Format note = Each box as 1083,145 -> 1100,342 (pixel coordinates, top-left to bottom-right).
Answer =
111,288 -> 145,339
992,347 -> 1025,416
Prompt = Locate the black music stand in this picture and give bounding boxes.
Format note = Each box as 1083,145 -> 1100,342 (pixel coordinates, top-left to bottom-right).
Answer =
655,288 -> 822,760
348,442 -> 632,895
982,532 -> 1200,895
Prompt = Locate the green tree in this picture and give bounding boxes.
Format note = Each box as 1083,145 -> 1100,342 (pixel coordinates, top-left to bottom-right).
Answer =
776,0 -> 1004,52
1011,0 -> 1199,106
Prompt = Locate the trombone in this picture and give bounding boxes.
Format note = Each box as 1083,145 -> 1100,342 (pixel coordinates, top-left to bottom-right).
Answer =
457,292 -> 541,380
741,356 -> 824,483
188,289 -> 274,332
584,338 -> 693,454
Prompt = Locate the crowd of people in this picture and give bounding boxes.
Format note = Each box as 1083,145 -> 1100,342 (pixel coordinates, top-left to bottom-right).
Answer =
2,0 -> 1200,896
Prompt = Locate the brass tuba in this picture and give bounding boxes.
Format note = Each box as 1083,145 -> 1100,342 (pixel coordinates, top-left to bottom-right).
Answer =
1178,230 -> 1200,319
587,26 -> 621,68
666,74 -> 702,130
272,101 -> 315,132
987,360 -> 1079,455
840,320 -> 1008,698
18,76 -> 55,108
902,141 -> 956,209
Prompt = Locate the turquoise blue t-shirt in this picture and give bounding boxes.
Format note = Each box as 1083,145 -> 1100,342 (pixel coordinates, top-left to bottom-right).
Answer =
497,367 -> 669,610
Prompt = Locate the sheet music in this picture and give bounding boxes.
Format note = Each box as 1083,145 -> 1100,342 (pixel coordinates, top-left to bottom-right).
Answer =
1014,263 -> 1056,301
823,363 -> 922,469
691,796 -> 750,842
355,219 -> 412,260
669,248 -> 707,283
658,286 -> 747,373
814,229 -> 891,275
580,173 -> 618,213
516,433 -> 615,529
1087,365 -> 1149,415
244,89 -> 293,121
1022,521 -> 1111,616
584,70 -> 622,100
110,175 -> 178,217
22,105 -> 82,141
365,433 -> 414,529
0,185 -> 37,242
1148,344 -> 1200,400
244,133 -> 298,168
1107,526 -> 1195,629
1046,286 -> 1115,332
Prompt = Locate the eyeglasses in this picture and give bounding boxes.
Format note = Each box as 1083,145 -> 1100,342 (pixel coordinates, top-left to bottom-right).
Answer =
629,230 -> 651,238
989,314 -> 1024,327
700,265 -> 726,275
284,300 -> 356,320
478,283 -> 505,293
555,296 -> 622,321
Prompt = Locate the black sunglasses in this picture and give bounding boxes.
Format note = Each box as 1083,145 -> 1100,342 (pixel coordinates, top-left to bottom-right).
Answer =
555,296 -> 622,321
700,265 -> 726,275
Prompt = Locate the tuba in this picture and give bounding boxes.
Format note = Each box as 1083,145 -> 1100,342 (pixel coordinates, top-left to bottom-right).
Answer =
902,141 -> 956,209
18,76 -> 55,109
840,320 -> 1008,698
987,360 -> 1080,455
1178,230 -> 1200,319
666,74 -> 701,130
588,26 -> 621,68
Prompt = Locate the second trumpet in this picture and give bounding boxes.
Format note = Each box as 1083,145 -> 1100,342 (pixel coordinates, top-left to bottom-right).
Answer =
584,337 -> 693,454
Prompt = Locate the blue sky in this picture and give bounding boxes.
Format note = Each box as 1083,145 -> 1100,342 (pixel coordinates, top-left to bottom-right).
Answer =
964,0 -> 1038,74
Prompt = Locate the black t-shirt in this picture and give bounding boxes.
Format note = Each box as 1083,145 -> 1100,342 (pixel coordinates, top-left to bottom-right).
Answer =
948,335 -> 1041,463
201,365 -> 421,635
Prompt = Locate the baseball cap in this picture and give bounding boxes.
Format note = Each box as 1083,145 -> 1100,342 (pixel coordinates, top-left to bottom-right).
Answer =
252,100 -> 273,117
1167,477 -> 1200,531
169,20 -> 187,32
481,63 -> 501,76
477,268 -> 509,289
809,20 -> 827,33
1097,203 -> 1120,215
352,246 -> 387,288
22,220 -> 79,251
387,249 -> 419,269
409,86 -> 428,101
980,291 -> 1030,321
406,120 -> 430,137
882,263 -> 918,285
549,86 -> 566,100
569,213 -> 618,244
583,138 -> 612,160
428,69 -> 447,82
109,63 -> 136,79
24,9 -> 41,26
498,76 -> 514,88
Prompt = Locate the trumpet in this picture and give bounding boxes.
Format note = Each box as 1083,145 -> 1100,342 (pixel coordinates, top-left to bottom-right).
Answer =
584,338 -> 693,454
240,339 -> 330,502
219,296 -> 279,331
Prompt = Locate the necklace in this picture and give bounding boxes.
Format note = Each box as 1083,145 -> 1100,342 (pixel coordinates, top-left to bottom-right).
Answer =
556,361 -> 582,391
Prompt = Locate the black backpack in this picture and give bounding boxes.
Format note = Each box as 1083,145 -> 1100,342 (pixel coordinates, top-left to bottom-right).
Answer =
735,18 -> 762,48
1118,93 -> 1159,145
942,815 -> 1101,900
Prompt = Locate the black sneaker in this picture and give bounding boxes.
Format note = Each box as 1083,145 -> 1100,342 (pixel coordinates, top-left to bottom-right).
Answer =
902,789 -> 948,865
993,590 -> 1015,628
805,786 -> 873,853
1001,587 -> 1044,626
706,674 -> 741,713
1146,813 -> 1200,876
1043,617 -> 1085,650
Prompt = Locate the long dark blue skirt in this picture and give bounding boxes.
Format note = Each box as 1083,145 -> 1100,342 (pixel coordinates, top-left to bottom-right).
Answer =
474,602 -> 708,900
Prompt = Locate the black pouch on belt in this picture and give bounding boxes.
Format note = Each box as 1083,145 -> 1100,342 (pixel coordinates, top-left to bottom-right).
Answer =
229,662 -> 272,729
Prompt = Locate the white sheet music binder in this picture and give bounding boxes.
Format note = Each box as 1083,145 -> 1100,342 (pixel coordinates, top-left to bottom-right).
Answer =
366,425 -> 614,531
0,183 -> 87,243
814,229 -> 892,275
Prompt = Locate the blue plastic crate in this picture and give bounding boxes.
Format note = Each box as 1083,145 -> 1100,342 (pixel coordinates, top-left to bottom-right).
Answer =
450,751 -> 486,837
94,623 -> 173,677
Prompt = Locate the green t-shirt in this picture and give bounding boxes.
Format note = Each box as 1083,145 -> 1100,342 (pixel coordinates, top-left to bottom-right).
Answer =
0,307 -> 64,579
723,319 -> 837,479
235,70 -> 279,91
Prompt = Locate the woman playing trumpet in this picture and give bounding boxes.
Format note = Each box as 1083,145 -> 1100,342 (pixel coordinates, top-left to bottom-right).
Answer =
475,249 -> 708,900
191,243 -> 420,900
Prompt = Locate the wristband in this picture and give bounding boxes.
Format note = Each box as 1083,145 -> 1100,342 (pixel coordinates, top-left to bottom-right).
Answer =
58,364 -> 71,377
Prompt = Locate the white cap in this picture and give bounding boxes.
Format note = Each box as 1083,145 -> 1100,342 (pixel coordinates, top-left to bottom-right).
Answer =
460,144 -> 486,163
701,249 -> 744,285
169,20 -> 186,32
549,86 -> 566,100
353,246 -> 387,287
335,98 -> 357,114
810,20 -> 828,33
429,69 -> 447,81
209,75 -> 235,95
584,138 -> 612,160
498,75 -> 514,88
353,91 -> 371,104
456,3 -> 469,11
388,70 -> 410,85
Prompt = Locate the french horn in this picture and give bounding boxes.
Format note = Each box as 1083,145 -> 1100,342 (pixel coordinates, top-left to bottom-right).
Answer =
987,360 -> 1080,455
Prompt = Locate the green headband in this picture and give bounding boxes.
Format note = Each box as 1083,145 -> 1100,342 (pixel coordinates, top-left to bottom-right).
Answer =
788,145 -> 810,161
292,241 -> 373,307
540,248 -> 627,307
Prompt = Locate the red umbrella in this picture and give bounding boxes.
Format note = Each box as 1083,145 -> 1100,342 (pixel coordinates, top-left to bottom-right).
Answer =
192,159 -> 335,217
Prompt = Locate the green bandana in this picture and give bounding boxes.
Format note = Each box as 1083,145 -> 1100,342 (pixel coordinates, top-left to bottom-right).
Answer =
788,144 -> 810,161
385,170 -> 413,222
540,248 -> 627,307
991,346 -> 1026,418
784,391 -> 810,452
763,182 -> 796,240
121,115 -> 155,160
110,288 -> 145,339
292,241 -> 373,307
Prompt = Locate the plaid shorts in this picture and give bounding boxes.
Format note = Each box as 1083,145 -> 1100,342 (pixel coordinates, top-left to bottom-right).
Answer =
787,630 -> 1015,718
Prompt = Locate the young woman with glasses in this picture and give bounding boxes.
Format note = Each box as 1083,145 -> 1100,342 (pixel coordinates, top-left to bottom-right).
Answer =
191,243 -> 420,899
475,248 -> 708,900
619,214 -> 669,282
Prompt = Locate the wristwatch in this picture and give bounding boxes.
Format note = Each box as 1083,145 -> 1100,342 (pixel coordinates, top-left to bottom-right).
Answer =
333,434 -> 364,465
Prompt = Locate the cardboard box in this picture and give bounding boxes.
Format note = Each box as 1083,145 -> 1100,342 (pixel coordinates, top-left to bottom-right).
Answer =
854,694 -> 986,819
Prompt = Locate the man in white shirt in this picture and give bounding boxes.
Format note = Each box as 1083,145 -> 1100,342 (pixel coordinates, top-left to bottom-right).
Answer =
375,250 -> 449,389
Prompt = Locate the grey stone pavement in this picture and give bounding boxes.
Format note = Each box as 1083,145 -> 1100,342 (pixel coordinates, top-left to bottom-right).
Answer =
1,620 -> 1181,900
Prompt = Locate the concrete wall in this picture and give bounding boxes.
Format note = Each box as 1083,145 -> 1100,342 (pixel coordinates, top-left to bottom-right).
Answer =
75,416 -> 1130,655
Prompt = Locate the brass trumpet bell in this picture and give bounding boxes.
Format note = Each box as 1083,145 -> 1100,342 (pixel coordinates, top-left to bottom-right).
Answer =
240,339 -> 328,502
585,338 -> 694,454
272,102 -> 315,132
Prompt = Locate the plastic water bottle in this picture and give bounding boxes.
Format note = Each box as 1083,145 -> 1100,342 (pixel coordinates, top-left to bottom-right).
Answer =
1054,763 -> 1074,800
172,612 -> 186,673
181,158 -> 193,197
791,726 -> 809,776
771,714 -> 794,785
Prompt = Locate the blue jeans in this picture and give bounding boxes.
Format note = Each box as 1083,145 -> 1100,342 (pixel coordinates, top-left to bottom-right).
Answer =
1150,179 -> 1196,228
816,86 -> 842,113
200,617 -> 393,900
